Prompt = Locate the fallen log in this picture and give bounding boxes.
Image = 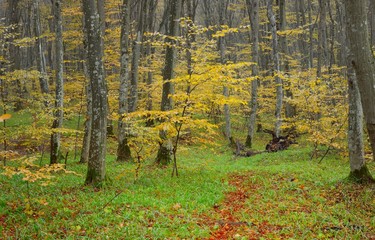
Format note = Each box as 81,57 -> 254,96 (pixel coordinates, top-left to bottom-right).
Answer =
263,129 -> 297,152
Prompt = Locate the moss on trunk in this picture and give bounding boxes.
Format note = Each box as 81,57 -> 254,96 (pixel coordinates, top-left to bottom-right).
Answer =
117,138 -> 132,162
155,143 -> 172,166
348,165 -> 375,184
85,168 -> 104,188
245,135 -> 252,148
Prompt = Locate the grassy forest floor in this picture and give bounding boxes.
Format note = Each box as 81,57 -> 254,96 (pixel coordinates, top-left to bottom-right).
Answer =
1,133 -> 375,239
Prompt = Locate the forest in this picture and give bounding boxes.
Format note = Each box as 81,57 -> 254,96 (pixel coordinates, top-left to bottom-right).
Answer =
0,0 -> 375,238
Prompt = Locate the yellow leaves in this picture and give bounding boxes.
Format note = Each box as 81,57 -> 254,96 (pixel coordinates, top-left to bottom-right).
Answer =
1,157 -> 79,185
277,27 -> 305,37
0,114 -> 11,122
212,26 -> 240,38
13,37 -> 36,47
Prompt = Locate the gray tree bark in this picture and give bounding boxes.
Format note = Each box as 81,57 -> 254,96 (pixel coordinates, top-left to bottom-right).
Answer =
156,0 -> 182,165
117,0 -> 132,162
218,0 -> 232,144
50,0 -> 64,165
83,0 -> 108,186
344,0 -> 375,182
129,31 -> 141,113
317,0 -> 328,77
145,0 -> 158,113
245,0 -> 259,148
307,0 -> 314,68
33,0 -> 49,96
80,80 -> 92,164
267,0 -> 283,138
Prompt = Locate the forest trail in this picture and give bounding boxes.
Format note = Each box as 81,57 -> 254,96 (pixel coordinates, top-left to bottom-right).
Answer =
198,171 -> 375,239
199,172 -> 286,239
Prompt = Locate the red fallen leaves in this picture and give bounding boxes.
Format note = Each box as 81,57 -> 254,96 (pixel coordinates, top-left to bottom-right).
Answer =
199,173 -> 288,240
205,174 -> 259,239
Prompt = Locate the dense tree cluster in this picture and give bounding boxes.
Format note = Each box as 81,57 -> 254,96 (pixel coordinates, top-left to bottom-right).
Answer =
0,0 -> 374,185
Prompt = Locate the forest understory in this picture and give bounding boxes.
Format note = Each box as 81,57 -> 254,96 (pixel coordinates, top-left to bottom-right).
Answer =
1,0 -> 375,238
1,131 -> 374,239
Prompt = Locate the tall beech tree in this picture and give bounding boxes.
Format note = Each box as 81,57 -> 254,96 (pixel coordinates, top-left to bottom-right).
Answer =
267,0 -> 283,138
155,0 -> 182,165
82,0 -> 108,186
117,0 -> 131,162
50,0 -> 64,165
33,0 -> 49,96
344,0 -> 375,182
245,0 -> 260,148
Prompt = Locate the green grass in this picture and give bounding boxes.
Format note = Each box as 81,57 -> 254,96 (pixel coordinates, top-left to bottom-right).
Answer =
1,138 -> 374,239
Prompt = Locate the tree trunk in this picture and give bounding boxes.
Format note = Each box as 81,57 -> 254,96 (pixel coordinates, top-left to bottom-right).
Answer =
267,0 -> 283,138
317,0 -> 328,77
83,0 -> 108,186
344,0 -> 375,182
117,0 -> 132,162
368,0 -> 375,48
50,0 -> 64,165
307,0 -> 314,68
245,0 -> 259,148
156,0 -> 182,165
129,31 -> 141,112
347,64 -> 370,182
145,0 -> 157,113
33,0 -> 49,96
80,80 -> 92,164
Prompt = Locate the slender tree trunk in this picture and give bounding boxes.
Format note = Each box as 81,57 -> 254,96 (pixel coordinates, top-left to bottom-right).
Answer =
267,0 -> 283,138
129,31 -> 141,112
33,0 -> 49,96
117,0 -> 132,162
50,0 -> 64,165
220,36 -> 232,142
6,0 -> 23,111
336,0 -> 346,67
368,0 -> 375,48
80,80 -> 92,164
281,0 -> 294,118
296,0 -> 308,69
219,0 -> 233,144
317,0 -> 328,77
156,0 -> 182,165
344,0 -> 375,182
145,0 -> 157,115
307,0 -> 313,68
83,0 -> 108,186
245,0 -> 259,148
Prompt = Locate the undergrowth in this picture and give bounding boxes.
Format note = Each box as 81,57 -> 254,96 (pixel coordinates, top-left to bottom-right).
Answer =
1,138 -> 374,239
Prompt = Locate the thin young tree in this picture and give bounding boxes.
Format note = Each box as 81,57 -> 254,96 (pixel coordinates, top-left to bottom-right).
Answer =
50,0 -> 64,165
82,0 -> 108,186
